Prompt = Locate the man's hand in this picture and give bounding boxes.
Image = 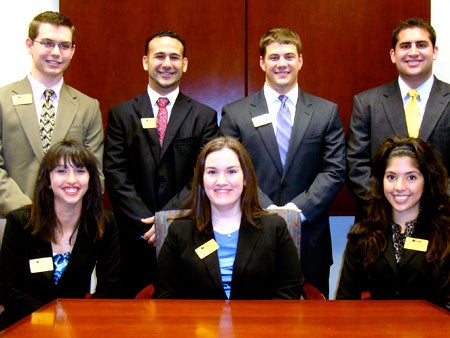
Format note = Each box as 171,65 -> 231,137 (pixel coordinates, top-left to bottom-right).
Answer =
141,216 -> 155,245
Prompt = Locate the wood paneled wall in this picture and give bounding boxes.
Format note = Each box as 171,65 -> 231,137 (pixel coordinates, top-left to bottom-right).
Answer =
60,0 -> 430,215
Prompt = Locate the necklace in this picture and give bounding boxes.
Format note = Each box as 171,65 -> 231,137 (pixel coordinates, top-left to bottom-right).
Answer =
56,227 -> 78,246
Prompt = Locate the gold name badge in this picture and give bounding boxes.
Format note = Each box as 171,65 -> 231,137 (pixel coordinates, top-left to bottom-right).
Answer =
12,94 -> 33,105
404,237 -> 428,252
29,257 -> 54,273
195,239 -> 219,259
141,117 -> 156,129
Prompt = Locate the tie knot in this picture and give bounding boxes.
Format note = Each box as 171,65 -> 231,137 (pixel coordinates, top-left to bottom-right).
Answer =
408,89 -> 419,99
157,97 -> 169,108
278,95 -> 288,104
44,89 -> 54,100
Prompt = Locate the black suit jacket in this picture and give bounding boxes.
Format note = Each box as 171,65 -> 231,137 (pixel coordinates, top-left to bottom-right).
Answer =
220,88 -> 346,270
154,214 -> 304,299
347,77 -> 450,217
104,91 -> 219,240
336,226 -> 449,308
0,208 -> 121,329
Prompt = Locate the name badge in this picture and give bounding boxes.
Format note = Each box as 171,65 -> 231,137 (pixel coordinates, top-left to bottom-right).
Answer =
404,237 -> 428,252
195,239 -> 219,259
29,257 -> 54,273
252,114 -> 272,128
12,94 -> 33,106
141,118 -> 156,129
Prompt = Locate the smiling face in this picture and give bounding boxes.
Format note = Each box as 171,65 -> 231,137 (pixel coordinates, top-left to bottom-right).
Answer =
203,148 -> 245,213
260,42 -> 302,94
390,27 -> 437,88
142,36 -> 188,96
26,23 -> 75,87
383,155 -> 424,224
49,159 -> 89,211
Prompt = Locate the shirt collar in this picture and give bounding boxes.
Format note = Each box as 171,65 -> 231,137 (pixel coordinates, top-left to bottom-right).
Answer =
27,73 -> 63,99
263,83 -> 298,106
398,75 -> 434,102
146,85 -> 179,107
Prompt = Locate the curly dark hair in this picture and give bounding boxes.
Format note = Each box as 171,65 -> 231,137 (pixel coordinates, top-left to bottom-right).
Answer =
348,136 -> 450,286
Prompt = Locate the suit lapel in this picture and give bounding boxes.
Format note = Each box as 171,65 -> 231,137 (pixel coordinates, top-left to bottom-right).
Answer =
381,82 -> 407,135
284,90 -> 314,176
382,237 -> 400,275
13,78 -> 44,160
251,90 -> 283,175
420,78 -> 450,140
160,93 -> 190,158
194,229 -> 223,290
132,93 -> 161,161
232,219 -> 261,283
52,84 -> 76,144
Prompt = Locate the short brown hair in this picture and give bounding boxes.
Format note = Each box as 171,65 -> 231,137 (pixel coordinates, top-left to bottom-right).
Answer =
259,28 -> 302,58
29,11 -> 76,44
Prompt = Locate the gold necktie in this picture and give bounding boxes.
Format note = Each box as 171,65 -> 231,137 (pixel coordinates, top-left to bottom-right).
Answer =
405,89 -> 420,138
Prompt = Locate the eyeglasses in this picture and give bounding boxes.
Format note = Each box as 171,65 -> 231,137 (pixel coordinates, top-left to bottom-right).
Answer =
33,39 -> 74,52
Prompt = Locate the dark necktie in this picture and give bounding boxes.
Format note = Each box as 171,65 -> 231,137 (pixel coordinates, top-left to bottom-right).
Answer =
276,95 -> 292,167
156,97 -> 169,145
40,89 -> 55,153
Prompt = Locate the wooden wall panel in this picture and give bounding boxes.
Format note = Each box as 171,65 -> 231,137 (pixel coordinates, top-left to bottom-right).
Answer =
60,0 -> 430,215
247,0 -> 430,215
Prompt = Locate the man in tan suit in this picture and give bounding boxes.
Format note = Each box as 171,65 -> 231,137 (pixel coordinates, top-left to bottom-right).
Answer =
0,11 -> 103,221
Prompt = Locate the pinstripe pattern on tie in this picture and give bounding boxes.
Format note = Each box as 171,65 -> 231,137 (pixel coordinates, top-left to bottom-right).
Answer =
40,89 -> 55,153
276,95 -> 292,168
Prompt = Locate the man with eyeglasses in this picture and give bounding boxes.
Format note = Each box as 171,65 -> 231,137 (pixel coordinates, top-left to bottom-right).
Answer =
0,11 -> 104,225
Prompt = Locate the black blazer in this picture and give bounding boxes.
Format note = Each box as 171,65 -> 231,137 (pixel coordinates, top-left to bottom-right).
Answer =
154,214 -> 304,299
336,225 -> 449,308
104,91 -> 219,240
0,208 -> 121,329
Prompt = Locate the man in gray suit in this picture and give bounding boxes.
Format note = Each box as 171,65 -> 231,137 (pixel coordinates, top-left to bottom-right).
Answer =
347,17 -> 450,221
0,11 -> 103,218
220,28 -> 346,298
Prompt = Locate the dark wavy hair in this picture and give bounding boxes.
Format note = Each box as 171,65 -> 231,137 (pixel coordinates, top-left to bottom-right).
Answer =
182,136 -> 267,233
348,136 -> 450,285
392,17 -> 436,49
26,140 -> 104,242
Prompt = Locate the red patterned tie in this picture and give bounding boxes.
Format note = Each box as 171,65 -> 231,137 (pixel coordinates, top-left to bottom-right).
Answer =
156,97 -> 169,145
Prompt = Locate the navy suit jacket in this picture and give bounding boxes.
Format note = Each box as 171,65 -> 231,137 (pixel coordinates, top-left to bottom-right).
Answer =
154,214 -> 303,299
220,88 -> 346,269
104,91 -> 219,240
347,77 -> 450,215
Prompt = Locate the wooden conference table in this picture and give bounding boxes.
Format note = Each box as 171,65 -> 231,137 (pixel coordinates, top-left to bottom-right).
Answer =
1,299 -> 448,337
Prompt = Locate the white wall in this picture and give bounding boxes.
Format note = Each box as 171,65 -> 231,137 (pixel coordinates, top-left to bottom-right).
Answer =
431,0 -> 450,83
0,0 -> 58,87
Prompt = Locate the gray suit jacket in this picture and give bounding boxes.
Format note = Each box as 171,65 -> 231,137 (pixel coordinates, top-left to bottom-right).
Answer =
220,88 -> 346,269
0,77 -> 104,215
347,77 -> 450,215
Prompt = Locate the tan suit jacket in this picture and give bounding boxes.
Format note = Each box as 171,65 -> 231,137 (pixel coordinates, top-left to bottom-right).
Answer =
0,77 -> 104,215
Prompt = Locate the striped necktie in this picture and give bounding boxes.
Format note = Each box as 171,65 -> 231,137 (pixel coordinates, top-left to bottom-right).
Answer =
276,95 -> 292,168
40,89 -> 55,153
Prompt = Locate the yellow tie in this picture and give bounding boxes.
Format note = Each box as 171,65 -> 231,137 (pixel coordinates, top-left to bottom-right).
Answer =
405,89 -> 420,138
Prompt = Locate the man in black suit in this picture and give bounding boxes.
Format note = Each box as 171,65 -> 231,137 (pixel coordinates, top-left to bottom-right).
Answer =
104,30 -> 219,298
347,17 -> 450,222
220,28 -> 346,298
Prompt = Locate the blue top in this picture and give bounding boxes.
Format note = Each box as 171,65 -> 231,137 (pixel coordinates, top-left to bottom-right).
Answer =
214,229 -> 239,299
52,252 -> 72,285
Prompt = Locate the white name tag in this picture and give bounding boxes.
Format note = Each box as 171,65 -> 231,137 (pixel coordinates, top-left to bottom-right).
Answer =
252,114 -> 272,128
29,257 -> 54,273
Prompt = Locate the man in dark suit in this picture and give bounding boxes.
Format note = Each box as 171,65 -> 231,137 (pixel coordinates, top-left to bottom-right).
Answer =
220,28 -> 346,298
0,11 -> 104,244
347,17 -> 450,221
104,30 -> 219,298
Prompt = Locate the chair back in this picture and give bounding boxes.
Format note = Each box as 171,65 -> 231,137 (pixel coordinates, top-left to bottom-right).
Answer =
154,209 -> 190,257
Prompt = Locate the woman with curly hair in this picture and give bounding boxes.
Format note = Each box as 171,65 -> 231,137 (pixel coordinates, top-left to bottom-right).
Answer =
337,136 -> 449,308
